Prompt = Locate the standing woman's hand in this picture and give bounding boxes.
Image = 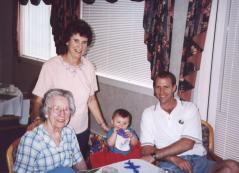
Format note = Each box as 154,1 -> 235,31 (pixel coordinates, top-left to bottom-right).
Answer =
87,95 -> 110,132
100,122 -> 110,132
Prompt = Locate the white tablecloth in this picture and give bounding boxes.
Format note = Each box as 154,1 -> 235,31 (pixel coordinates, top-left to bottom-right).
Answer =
0,84 -> 30,124
96,159 -> 167,173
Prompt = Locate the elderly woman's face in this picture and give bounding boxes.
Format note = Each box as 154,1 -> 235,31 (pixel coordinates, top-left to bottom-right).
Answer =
47,95 -> 71,129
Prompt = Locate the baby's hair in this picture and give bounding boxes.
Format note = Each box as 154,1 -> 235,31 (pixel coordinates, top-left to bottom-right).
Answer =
112,108 -> 132,126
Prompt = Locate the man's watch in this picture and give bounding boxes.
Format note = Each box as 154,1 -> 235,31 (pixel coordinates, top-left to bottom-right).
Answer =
151,153 -> 158,160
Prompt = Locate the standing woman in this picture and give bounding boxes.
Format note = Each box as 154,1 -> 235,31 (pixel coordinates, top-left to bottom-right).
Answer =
32,19 -> 109,159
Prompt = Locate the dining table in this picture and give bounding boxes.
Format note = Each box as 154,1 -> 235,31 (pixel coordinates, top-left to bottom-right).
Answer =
94,159 -> 168,173
0,83 -> 30,125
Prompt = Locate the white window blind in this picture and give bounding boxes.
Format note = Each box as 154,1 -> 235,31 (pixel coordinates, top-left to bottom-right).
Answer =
82,1 -> 153,89
19,2 -> 56,60
214,0 -> 239,161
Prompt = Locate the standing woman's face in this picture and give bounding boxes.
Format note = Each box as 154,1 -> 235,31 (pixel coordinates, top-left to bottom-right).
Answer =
66,33 -> 88,61
47,96 -> 71,130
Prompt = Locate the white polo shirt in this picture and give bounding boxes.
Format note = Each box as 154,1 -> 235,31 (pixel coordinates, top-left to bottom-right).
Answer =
140,98 -> 206,156
33,56 -> 98,134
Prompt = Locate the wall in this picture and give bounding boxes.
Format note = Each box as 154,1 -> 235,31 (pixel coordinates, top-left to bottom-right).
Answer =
3,0 -> 239,161
1,0 -> 196,136
9,1 -> 158,136
91,82 -> 156,135
14,58 -> 43,96
0,1 -> 15,84
14,58 -> 156,135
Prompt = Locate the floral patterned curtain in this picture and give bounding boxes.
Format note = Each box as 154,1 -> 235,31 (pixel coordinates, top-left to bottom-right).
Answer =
143,0 -> 175,80
178,0 -> 212,101
143,0 -> 212,101
50,0 -> 80,54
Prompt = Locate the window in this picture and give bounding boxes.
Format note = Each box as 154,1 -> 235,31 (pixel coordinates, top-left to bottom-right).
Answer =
19,1 -> 153,93
82,1 -> 153,90
209,0 -> 239,161
19,2 -> 56,60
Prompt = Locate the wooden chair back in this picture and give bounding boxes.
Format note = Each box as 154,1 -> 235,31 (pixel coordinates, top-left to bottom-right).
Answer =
201,120 -> 214,152
201,120 -> 222,161
6,138 -> 21,173
6,120 -> 41,173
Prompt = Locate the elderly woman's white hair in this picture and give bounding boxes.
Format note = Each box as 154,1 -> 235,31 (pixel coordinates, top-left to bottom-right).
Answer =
40,88 -> 76,120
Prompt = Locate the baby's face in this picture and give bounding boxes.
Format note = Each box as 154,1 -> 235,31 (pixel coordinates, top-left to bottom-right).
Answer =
112,114 -> 130,130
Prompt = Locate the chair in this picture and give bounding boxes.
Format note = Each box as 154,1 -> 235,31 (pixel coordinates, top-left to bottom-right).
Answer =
6,120 -> 41,173
201,120 -> 223,161
6,138 -> 21,173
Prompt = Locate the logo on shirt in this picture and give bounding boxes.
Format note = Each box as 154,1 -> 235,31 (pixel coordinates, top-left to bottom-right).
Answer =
178,119 -> 184,124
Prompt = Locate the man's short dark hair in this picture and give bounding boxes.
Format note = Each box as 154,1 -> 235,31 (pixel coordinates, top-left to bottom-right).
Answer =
153,71 -> 176,87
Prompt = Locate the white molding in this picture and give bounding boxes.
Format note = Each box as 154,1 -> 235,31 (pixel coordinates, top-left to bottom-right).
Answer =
97,74 -> 154,97
193,0 -> 218,122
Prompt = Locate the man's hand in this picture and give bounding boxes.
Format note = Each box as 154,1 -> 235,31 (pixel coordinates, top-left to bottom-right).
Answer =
170,156 -> 192,173
141,155 -> 155,163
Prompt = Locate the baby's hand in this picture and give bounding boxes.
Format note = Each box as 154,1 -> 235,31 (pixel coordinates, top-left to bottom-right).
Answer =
113,127 -> 120,133
125,130 -> 133,139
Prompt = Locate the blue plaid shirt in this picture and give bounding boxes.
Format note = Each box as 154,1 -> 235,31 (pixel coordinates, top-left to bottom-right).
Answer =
14,124 -> 83,173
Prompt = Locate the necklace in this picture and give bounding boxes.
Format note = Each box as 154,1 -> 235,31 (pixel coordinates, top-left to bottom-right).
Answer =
60,56 -> 82,75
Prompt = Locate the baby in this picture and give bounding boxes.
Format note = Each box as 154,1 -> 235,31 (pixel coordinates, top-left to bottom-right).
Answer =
106,109 -> 139,155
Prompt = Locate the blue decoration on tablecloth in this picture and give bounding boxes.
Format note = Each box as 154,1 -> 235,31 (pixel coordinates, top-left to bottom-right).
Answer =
124,160 -> 141,173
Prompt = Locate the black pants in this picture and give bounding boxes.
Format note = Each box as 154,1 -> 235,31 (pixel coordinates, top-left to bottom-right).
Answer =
76,128 -> 90,160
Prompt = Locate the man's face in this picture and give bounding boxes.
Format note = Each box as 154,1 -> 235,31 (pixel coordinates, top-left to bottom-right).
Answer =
154,77 -> 176,105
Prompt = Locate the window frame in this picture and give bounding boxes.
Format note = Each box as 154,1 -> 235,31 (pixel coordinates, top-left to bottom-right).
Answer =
81,1 -> 153,94
19,1 -> 154,96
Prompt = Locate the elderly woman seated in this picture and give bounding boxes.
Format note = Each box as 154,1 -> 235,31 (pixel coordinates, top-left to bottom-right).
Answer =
14,88 -> 87,172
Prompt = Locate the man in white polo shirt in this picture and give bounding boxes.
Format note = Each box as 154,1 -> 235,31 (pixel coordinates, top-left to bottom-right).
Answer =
140,71 -> 215,173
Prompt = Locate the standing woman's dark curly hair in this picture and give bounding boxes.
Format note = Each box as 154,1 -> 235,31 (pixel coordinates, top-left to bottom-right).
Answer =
62,19 -> 93,54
